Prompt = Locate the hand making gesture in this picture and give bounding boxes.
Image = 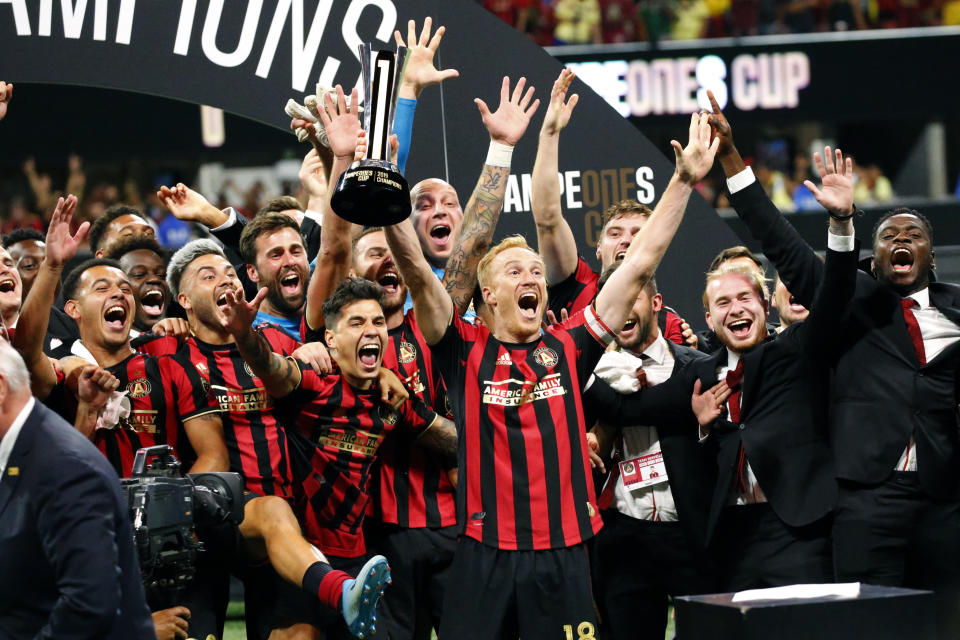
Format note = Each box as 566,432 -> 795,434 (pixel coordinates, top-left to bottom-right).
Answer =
691,379 -> 732,428
540,68 -> 579,137
220,287 -> 267,338
318,85 -> 363,161
476,76 -> 541,147
45,195 -> 86,269
804,146 -> 855,218
396,18 -> 459,99
672,112 -> 720,185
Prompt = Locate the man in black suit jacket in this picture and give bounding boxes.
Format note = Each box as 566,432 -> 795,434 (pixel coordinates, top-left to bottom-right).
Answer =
709,95 -> 960,638
0,341 -> 154,639
589,200 -> 858,591
586,272 -> 716,640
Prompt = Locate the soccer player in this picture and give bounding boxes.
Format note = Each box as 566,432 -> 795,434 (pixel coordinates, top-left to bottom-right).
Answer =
88,203 -> 156,257
530,69 -> 694,346
0,244 -> 21,340
2,227 -> 45,299
104,235 -> 170,334
221,276 -> 458,639
384,112 -> 719,637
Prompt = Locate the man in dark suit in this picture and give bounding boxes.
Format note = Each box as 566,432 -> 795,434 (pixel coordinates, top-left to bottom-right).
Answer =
588,192 -> 858,591
709,94 -> 960,638
0,340 -> 154,639
586,270 -> 717,640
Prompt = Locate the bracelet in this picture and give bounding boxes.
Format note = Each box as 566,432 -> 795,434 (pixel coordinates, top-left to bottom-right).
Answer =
829,204 -> 859,221
485,141 -> 514,168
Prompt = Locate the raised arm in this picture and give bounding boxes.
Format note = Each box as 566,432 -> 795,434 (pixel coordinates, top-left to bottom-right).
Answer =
443,76 -> 540,312
158,183 -> 231,230
531,68 -> 580,284
12,196 -> 86,399
220,287 -> 302,397
595,113 -> 718,332
304,85 -> 363,331
385,218 -> 452,344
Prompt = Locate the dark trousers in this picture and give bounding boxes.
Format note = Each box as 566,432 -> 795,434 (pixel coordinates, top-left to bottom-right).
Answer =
439,537 -> 598,640
833,472 -> 960,640
374,525 -> 457,640
591,510 -> 716,640
715,503 -> 832,591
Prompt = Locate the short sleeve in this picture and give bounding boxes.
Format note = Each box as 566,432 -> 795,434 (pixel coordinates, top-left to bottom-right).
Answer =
399,395 -> 439,436
163,355 -> 219,420
546,256 -> 600,316
259,324 -> 302,355
429,312 -> 478,383
554,303 -> 617,385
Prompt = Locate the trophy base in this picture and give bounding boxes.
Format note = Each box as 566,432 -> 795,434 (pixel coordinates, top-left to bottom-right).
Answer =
330,160 -> 412,226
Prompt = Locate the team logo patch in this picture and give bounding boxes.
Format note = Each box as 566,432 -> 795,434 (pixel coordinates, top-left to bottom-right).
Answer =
398,341 -> 417,364
533,347 -> 559,368
495,353 -> 512,366
378,405 -> 398,425
126,378 -> 151,399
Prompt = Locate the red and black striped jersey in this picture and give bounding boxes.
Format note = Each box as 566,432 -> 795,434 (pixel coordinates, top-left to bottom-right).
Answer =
286,364 -> 439,558
547,256 -> 687,345
377,310 -> 457,529
432,305 -> 617,551
97,352 -> 218,477
135,326 -> 301,498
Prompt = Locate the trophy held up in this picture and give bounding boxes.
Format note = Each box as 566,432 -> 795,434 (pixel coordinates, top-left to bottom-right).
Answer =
331,43 -> 411,226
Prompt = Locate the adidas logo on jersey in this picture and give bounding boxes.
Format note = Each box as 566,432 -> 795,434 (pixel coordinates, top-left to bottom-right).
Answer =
495,353 -> 512,366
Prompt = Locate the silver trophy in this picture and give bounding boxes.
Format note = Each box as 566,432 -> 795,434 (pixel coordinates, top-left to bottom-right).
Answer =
330,43 -> 411,226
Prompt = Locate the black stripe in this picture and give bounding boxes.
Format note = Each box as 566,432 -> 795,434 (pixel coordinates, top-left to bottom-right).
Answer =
529,334 -> 568,548
476,336 -> 504,548
558,332 -> 595,541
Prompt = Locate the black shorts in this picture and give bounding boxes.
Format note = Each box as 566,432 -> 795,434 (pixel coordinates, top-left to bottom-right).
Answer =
439,537 -> 599,640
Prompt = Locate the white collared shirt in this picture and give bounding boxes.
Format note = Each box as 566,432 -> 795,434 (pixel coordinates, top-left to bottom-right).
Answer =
896,287 -> 960,471
0,396 -> 36,484
596,332 -> 680,522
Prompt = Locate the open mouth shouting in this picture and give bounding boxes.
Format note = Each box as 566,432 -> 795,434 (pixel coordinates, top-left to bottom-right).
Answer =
727,318 -> 753,339
0,277 -> 16,295
357,342 -> 382,372
103,303 -> 129,332
428,221 -> 452,248
279,271 -> 302,297
517,290 -> 540,321
140,288 -> 166,318
615,249 -> 628,262
619,317 -> 638,335
377,270 -> 402,296
890,247 -> 914,274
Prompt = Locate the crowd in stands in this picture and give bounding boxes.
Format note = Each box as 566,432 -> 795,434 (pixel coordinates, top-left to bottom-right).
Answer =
480,0 -> 960,45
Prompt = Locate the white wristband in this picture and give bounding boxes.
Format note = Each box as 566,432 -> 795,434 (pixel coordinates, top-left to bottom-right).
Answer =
485,141 -> 514,168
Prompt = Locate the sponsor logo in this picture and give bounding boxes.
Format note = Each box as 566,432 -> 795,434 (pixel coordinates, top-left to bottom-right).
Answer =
495,353 -> 513,366
378,405 -> 399,425
211,385 -> 272,412
126,378 -> 151,399
481,373 -> 567,406
318,429 -> 384,457
398,341 -> 417,364
126,409 -> 158,434
533,347 -> 559,369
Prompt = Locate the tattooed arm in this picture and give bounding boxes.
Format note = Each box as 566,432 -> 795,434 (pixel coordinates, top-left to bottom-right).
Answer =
442,75 -> 540,313
220,287 -> 302,397
417,415 -> 458,466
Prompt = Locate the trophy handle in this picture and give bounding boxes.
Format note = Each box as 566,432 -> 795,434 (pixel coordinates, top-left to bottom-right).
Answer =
358,43 -> 408,164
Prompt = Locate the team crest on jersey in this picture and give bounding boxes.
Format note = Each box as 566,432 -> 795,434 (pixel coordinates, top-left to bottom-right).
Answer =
533,347 -> 559,369
398,341 -> 417,364
495,353 -> 512,366
378,405 -> 399,425
126,378 -> 151,399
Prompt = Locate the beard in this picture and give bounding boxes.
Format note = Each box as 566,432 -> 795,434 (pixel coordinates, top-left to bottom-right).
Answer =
617,316 -> 655,353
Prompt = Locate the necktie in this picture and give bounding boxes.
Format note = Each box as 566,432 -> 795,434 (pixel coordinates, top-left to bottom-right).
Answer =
724,360 -> 748,493
901,298 -> 927,365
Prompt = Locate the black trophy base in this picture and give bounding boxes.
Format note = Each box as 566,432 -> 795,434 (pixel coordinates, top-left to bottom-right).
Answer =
330,160 -> 411,226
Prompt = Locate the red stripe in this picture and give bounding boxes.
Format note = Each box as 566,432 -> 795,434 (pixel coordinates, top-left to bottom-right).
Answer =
517,353 -> 551,549
464,331 -> 487,544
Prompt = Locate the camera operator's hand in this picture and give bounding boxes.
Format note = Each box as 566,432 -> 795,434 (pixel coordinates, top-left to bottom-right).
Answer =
152,606 -> 191,640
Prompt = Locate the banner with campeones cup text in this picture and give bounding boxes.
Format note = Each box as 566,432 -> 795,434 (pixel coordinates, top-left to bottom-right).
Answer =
0,0 -> 741,323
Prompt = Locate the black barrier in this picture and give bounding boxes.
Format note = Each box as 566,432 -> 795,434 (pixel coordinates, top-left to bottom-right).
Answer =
0,0 -> 741,324
551,27 -> 960,127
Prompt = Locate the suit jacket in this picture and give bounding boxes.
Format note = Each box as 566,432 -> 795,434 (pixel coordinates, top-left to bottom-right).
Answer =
589,245 -> 858,542
587,342 -> 717,551
730,180 -> 960,499
0,401 -> 154,639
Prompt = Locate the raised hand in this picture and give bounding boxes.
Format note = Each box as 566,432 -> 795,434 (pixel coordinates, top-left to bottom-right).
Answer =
396,18 -> 459,98
0,81 -> 12,121
299,148 -> 328,200
152,317 -> 190,339
45,195 -> 87,268
706,90 -> 735,157
317,85 -> 362,160
691,379 -> 731,428
475,76 -> 541,147
293,341 -> 333,375
220,287 -> 266,337
76,365 -> 121,410
157,183 -> 224,227
541,68 -> 579,137
804,146 -> 854,217
672,113 -> 720,185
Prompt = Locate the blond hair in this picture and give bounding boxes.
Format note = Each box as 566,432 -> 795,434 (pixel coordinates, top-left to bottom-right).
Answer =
702,262 -> 770,310
477,236 -> 540,290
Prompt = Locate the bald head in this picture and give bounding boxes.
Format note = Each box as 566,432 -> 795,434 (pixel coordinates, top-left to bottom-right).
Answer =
410,178 -> 463,267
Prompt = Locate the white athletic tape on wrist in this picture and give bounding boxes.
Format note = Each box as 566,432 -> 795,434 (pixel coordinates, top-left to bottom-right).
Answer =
485,141 -> 514,168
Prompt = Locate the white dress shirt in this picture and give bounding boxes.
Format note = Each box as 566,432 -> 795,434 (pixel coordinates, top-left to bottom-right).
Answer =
596,332 -> 680,521
896,287 -> 960,471
0,396 -> 36,484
